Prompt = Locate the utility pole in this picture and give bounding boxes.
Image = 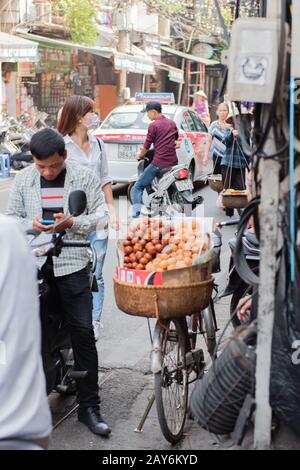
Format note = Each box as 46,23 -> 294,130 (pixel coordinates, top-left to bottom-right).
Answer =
117,29 -> 128,106
254,0 -> 282,450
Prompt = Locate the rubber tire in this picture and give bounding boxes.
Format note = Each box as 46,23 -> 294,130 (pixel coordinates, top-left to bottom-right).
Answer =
230,282 -> 251,328
154,319 -> 189,444
189,161 -> 195,182
127,182 -> 135,205
202,303 -> 217,359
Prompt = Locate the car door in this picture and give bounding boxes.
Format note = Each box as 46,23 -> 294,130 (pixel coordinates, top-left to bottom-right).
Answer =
174,109 -> 196,173
189,110 -> 210,179
179,109 -> 204,179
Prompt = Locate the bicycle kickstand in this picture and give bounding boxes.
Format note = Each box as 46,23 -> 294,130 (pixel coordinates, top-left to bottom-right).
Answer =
134,393 -> 156,433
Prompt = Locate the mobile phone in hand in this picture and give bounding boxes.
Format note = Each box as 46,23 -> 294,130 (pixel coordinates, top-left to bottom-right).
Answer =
40,219 -> 54,225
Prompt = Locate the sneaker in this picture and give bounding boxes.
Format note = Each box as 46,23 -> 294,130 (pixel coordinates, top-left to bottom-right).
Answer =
93,320 -> 103,341
78,407 -> 111,437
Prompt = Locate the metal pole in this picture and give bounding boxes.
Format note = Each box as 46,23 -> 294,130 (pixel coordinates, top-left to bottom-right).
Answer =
178,29 -> 194,106
117,30 -> 128,106
254,0 -> 282,450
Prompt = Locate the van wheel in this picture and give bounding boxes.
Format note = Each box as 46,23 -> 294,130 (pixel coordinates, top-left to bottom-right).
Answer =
127,183 -> 135,205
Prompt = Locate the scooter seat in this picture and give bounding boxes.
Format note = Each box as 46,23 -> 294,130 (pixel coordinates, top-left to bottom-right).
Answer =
158,167 -> 173,179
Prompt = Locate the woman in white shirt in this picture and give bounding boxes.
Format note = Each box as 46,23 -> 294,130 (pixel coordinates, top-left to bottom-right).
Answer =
58,95 -> 117,341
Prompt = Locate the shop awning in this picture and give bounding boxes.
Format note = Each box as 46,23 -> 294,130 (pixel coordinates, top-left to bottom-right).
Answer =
159,62 -> 185,84
0,32 -> 38,62
16,32 -> 114,59
114,52 -> 155,75
161,46 -> 218,66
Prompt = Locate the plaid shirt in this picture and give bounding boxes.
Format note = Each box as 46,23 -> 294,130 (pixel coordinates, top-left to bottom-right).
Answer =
6,162 -> 108,277
221,128 -> 249,169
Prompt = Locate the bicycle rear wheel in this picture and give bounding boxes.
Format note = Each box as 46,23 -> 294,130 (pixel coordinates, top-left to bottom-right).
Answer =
202,302 -> 217,359
154,318 -> 189,444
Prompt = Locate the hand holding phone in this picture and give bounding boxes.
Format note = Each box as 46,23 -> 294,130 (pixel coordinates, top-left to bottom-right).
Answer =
32,216 -> 54,232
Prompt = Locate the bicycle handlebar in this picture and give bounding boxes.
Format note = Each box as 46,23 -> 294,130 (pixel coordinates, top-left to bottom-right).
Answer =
217,219 -> 240,228
61,241 -> 91,248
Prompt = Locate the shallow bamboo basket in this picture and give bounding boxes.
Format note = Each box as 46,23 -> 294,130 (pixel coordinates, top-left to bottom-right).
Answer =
207,174 -> 223,193
222,192 -> 248,209
114,276 -> 214,320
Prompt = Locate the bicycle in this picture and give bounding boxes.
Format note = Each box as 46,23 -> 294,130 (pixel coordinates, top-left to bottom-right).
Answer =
114,219 -> 238,444
141,220 -> 237,444
150,297 -> 218,444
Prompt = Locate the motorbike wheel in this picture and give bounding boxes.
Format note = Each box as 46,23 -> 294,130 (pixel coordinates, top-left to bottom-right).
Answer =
230,283 -> 251,328
171,191 -> 193,216
127,183 -> 135,205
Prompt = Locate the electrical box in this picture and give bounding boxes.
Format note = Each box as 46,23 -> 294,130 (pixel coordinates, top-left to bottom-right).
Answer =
292,0 -> 300,77
227,18 -> 280,103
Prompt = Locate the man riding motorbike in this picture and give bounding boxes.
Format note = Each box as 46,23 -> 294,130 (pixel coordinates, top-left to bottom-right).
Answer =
6,128 -> 111,438
132,101 -> 179,218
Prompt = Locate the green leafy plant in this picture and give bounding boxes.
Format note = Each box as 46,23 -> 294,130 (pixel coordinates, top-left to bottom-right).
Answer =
50,0 -> 98,46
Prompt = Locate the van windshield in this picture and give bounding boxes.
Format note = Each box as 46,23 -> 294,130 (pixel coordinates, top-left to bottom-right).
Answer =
101,111 -> 175,130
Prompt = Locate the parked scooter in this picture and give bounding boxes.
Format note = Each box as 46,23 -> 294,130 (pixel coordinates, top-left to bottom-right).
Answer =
26,191 -> 96,395
128,150 -> 203,216
217,221 -> 260,328
0,112 -> 48,170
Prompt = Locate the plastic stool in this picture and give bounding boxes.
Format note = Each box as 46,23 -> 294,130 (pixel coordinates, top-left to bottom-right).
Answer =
0,154 -> 10,177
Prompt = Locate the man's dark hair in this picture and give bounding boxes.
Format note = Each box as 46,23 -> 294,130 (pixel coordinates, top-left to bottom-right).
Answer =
143,101 -> 162,113
30,128 -> 65,160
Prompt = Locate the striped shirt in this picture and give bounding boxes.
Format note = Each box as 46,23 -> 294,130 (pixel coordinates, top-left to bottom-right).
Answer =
208,121 -> 227,158
221,128 -> 250,169
40,169 -> 65,220
6,162 -> 108,277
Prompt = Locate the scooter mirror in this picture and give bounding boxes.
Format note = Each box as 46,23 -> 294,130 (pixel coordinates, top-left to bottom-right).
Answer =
68,190 -> 87,217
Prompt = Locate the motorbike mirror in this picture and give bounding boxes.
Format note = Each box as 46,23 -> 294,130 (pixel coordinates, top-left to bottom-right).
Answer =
68,190 -> 87,217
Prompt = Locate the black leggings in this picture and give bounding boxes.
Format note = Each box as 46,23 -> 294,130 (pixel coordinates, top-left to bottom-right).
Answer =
221,166 -> 246,217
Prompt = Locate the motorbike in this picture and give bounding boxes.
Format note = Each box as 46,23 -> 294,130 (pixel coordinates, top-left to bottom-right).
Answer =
26,191 -> 97,395
217,221 -> 260,328
128,150 -> 203,217
0,112 -> 48,170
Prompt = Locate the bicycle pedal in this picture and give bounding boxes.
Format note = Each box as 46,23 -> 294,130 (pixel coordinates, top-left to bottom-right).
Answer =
186,348 -> 204,367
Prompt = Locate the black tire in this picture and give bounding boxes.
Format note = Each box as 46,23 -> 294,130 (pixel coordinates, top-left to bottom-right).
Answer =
202,303 -> 217,359
189,161 -> 195,182
127,182 -> 135,205
154,319 -> 189,444
230,283 -> 251,328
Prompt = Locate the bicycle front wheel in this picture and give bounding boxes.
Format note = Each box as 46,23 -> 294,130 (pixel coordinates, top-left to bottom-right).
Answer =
154,318 -> 189,444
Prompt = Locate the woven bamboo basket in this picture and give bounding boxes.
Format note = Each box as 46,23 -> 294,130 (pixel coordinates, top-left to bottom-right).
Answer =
222,192 -> 248,210
114,276 -> 214,320
207,174 -> 223,193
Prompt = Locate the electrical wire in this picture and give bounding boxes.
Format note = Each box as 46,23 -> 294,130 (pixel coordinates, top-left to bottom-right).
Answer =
290,77 -> 296,282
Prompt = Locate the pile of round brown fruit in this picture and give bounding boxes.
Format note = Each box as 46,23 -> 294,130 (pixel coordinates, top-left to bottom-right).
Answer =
123,218 -> 208,271
123,217 -> 174,270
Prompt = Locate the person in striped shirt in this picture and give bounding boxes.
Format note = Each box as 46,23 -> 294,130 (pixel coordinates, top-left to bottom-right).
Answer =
6,128 -> 111,438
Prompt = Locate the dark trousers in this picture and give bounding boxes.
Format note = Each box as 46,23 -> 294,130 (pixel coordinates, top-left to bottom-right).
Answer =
42,265 -> 99,409
213,154 -> 222,175
221,166 -> 246,191
221,166 -> 246,217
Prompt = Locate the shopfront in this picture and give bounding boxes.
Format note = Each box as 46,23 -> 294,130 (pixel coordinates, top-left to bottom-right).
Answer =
0,32 -> 38,118
15,31 -> 114,126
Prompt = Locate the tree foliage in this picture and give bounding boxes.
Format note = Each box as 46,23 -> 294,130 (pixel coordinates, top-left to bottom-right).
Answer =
50,0 -> 98,46
144,0 -> 261,40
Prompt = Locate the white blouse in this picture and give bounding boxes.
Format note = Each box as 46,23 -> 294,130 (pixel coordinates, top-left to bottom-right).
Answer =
64,133 -> 112,188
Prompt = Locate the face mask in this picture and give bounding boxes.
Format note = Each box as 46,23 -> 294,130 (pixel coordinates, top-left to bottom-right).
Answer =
85,113 -> 100,130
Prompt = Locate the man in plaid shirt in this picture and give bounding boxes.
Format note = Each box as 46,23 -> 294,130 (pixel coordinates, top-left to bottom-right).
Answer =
6,128 -> 111,437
